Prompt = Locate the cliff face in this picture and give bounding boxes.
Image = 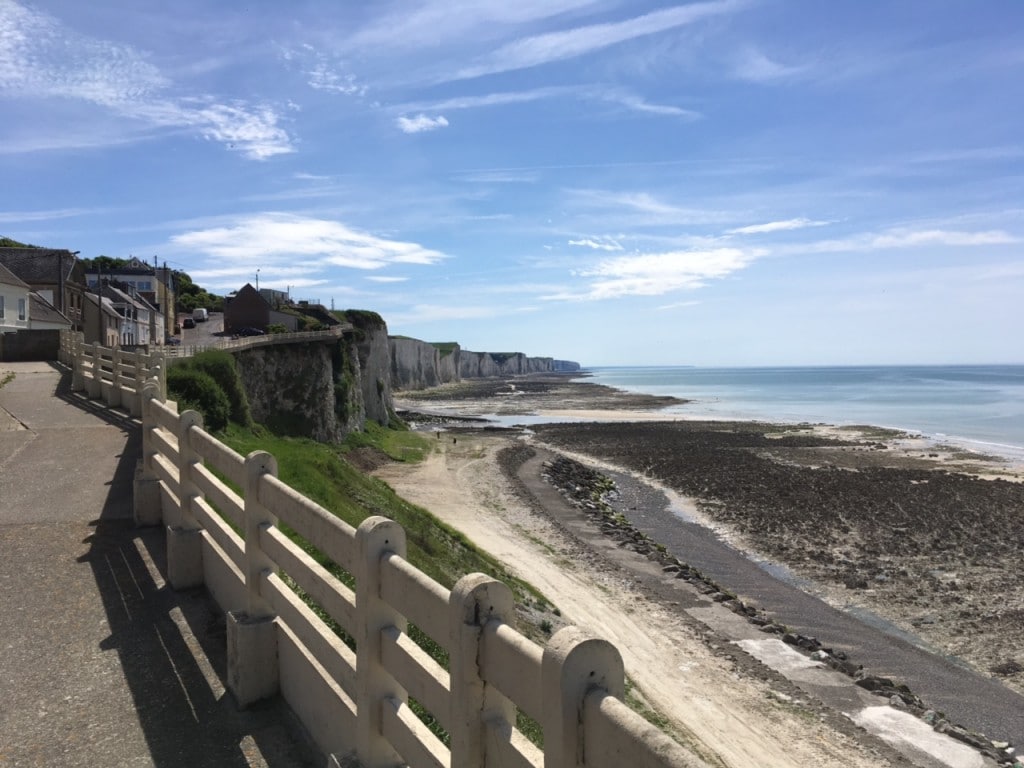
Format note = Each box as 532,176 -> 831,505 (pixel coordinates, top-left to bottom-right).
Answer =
345,310 -> 393,426
390,337 -> 442,390
235,340 -> 349,442
390,336 -> 581,390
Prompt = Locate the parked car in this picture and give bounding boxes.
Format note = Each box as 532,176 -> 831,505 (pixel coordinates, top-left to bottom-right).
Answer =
182,317 -> 196,329
235,327 -> 265,337
192,307 -> 209,322
164,335 -> 181,346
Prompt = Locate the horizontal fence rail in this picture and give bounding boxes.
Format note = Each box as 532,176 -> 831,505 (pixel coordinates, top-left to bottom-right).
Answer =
66,339 -> 703,768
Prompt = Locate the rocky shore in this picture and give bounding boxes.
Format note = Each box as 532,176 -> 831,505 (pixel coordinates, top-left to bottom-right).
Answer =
396,374 -> 1024,701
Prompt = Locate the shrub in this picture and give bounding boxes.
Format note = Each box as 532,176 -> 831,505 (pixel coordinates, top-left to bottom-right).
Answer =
189,350 -> 252,427
167,367 -> 231,432
267,323 -> 288,334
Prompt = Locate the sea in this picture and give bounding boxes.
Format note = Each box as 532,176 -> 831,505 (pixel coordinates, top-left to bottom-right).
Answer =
582,365 -> 1024,462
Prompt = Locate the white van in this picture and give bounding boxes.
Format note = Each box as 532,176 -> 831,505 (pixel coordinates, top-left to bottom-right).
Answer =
192,307 -> 209,322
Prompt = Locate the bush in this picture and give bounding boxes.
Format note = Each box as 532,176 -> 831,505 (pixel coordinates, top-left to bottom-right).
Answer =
189,350 -> 252,427
167,367 -> 231,432
267,323 -> 288,334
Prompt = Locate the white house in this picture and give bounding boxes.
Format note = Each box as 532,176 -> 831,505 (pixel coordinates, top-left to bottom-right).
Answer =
0,262 -> 31,333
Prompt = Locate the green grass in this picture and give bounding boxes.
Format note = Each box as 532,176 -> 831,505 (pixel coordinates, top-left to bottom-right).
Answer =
0,371 -> 13,391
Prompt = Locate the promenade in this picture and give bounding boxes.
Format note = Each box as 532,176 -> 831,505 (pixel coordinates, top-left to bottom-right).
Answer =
0,362 -> 317,768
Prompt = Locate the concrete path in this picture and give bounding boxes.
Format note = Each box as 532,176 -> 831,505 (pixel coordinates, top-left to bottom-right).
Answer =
0,362 -> 318,768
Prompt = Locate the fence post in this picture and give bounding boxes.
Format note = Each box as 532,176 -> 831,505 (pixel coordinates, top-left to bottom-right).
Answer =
354,516 -> 408,767
133,379 -> 164,526
227,450 -> 280,708
542,627 -> 625,768
71,333 -> 85,391
109,348 -> 122,408
167,409 -> 204,589
449,573 -> 516,768
85,343 -> 102,399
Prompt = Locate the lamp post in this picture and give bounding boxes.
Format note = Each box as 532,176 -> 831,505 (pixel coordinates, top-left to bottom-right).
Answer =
256,269 -> 260,292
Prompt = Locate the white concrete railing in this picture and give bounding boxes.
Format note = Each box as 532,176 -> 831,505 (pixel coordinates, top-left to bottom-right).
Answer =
60,330 -> 166,417
162,325 -> 350,358
127,373 -> 705,768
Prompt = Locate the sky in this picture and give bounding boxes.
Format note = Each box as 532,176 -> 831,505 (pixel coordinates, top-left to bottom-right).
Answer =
1,0 -> 1022,367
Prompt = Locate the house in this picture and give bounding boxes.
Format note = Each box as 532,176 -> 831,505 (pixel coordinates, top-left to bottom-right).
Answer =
224,283 -> 271,333
0,262 -> 31,333
0,247 -> 86,331
29,293 -> 72,331
84,257 -> 177,338
83,293 -> 123,347
98,281 -> 164,347
0,263 -> 72,361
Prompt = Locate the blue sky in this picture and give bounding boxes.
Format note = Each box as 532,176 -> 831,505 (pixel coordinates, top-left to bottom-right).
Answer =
2,0 -> 1022,366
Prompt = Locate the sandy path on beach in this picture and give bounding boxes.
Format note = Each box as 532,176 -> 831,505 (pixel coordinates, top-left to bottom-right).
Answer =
373,432 -> 896,768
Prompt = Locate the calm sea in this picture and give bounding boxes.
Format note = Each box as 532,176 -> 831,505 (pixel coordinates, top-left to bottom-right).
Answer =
583,365 -> 1024,458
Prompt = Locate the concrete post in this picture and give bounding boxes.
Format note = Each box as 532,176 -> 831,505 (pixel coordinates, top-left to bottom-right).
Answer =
542,627 -> 625,768
71,334 -> 84,391
133,379 -> 164,527
449,573 -> 516,768
226,451 -> 281,708
167,409 -> 204,589
354,516 -> 407,768
109,348 -> 122,408
86,343 -> 102,399
243,450 -> 279,619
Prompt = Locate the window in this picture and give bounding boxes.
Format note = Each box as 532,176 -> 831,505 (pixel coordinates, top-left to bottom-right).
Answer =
0,295 -> 4,318
18,298 -> 27,321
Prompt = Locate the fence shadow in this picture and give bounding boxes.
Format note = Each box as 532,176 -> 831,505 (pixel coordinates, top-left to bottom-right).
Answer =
56,365 -> 319,767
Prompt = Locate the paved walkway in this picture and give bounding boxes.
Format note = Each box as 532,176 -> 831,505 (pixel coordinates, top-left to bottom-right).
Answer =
0,362 -> 318,768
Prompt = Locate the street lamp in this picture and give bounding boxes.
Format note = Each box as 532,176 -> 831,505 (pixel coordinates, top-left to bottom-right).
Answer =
256,269 -> 260,292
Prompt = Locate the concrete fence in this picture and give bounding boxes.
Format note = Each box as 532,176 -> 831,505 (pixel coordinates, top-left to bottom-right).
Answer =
60,331 -> 166,417
69,339 -> 703,768
162,325 -> 351,359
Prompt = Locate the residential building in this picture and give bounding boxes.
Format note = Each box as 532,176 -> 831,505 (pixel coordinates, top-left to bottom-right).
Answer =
83,293 -> 122,347
0,262 -> 31,333
85,257 -> 177,338
224,283 -> 270,333
28,293 -> 72,331
98,281 -> 164,347
0,247 -> 86,330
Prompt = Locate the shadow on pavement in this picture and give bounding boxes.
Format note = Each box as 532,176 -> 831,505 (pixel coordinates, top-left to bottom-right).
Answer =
58,366 -> 319,767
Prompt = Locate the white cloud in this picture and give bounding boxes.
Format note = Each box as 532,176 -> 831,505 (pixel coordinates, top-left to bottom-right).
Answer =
734,48 -> 805,82
598,91 -> 702,119
346,0 -> 601,52
727,218 -> 830,235
396,86 -> 569,113
547,247 -> 760,300
171,213 -> 449,273
0,207 -> 98,223
365,276 -> 409,283
396,114 -> 450,134
453,1 -> 738,81
798,228 -> 1019,254
568,237 -> 623,251
0,2 -> 293,159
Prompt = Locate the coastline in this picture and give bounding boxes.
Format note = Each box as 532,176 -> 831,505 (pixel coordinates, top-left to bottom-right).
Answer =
395,373 -> 1024,705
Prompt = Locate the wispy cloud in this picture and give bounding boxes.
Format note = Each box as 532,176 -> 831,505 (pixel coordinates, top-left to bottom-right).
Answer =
727,217 -> 830,235
0,207 -> 100,223
282,44 -> 366,96
733,47 -> 806,82
395,86 -> 570,113
346,0 -> 601,52
598,91 -> 701,119
568,237 -> 623,251
0,2 -> 293,159
546,247 -> 760,300
799,228 -> 1018,254
171,213 -> 449,280
396,114 -> 450,134
365,276 -> 409,283
452,1 -> 740,81
567,188 -> 733,226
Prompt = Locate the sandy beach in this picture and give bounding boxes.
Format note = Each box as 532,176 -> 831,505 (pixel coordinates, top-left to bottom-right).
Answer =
384,373 -> 1024,767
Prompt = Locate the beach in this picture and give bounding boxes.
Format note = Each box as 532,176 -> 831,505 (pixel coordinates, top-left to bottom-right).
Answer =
386,373 -> 1024,765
